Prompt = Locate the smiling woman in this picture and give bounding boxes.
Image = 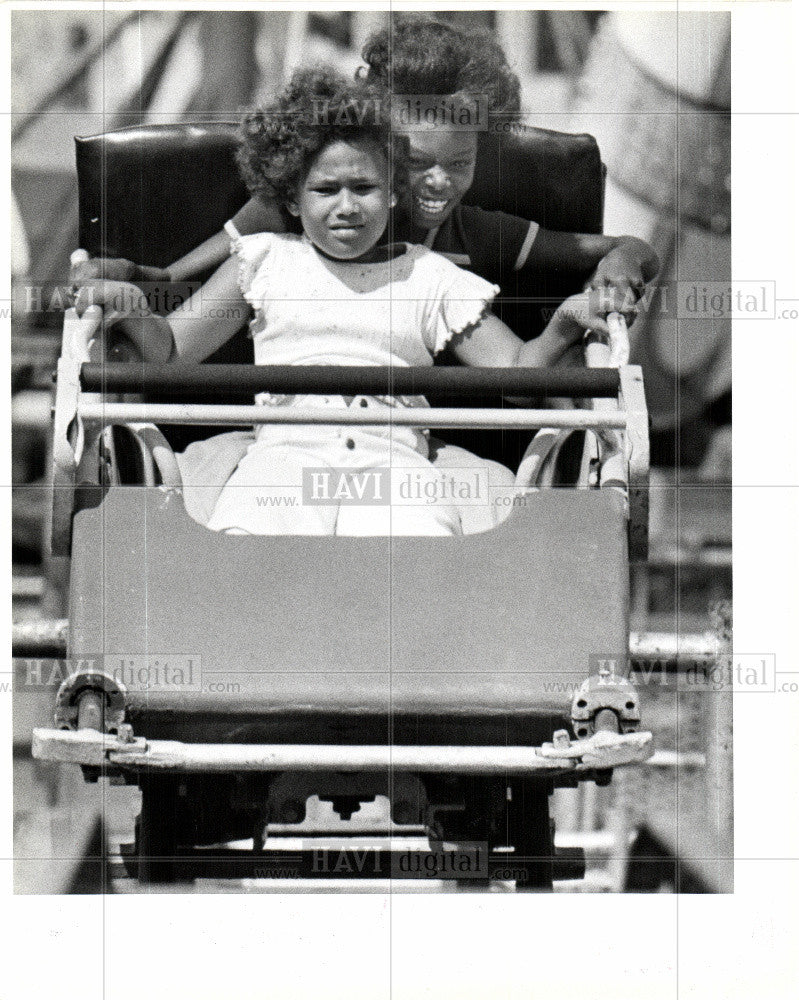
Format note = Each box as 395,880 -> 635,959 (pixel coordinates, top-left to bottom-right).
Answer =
400,124 -> 477,235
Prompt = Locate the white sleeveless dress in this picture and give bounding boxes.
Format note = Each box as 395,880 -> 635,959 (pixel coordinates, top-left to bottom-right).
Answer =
207,228 -> 499,536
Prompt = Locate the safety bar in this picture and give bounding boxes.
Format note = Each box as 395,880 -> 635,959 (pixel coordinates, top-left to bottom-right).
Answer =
77,401 -> 627,430
80,363 -> 621,398
32,727 -> 653,775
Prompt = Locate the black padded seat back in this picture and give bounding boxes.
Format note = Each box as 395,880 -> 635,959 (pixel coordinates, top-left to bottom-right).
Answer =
76,123 -> 249,269
469,126 -> 604,341
467,126 -> 603,232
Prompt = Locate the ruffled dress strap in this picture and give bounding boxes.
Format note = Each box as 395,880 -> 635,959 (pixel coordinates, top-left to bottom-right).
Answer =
223,220 -> 274,310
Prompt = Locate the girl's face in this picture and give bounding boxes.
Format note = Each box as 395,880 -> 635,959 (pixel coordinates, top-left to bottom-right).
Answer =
288,139 -> 395,260
396,124 -> 478,230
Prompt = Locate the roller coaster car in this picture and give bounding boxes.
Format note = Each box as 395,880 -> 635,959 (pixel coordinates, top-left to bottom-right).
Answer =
33,123 -> 652,889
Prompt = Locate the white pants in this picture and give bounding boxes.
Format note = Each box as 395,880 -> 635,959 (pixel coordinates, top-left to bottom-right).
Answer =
206,395 -> 462,536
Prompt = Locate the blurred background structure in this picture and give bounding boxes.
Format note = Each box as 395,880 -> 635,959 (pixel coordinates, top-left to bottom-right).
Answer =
10,9 -> 732,894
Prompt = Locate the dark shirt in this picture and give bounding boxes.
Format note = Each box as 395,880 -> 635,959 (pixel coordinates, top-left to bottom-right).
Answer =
423,204 -> 539,284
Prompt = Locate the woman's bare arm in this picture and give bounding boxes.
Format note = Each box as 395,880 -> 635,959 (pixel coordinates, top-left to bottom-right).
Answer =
525,230 -> 660,322
74,255 -> 250,363
526,230 -> 657,280
71,193 -> 287,284
166,194 -> 287,280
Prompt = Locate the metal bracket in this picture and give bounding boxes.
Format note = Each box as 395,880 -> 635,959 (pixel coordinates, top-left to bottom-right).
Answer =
32,727 -> 146,768
54,670 -> 128,734
570,666 -> 641,738
538,728 -> 653,769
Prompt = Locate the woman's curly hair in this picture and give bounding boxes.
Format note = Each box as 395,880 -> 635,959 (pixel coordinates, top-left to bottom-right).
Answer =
236,66 -> 404,204
360,16 -> 521,120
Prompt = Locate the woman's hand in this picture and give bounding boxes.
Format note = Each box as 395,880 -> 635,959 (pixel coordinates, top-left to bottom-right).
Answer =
556,288 -> 638,341
71,256 -> 170,285
73,279 -> 174,363
587,236 -> 659,325
73,278 -> 151,320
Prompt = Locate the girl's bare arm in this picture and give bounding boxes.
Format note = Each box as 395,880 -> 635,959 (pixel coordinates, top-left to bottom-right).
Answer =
450,292 -> 598,370
167,255 -> 250,360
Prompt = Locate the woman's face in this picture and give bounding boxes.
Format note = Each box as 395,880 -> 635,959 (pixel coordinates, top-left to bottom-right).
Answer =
397,124 -> 478,230
289,139 -> 394,260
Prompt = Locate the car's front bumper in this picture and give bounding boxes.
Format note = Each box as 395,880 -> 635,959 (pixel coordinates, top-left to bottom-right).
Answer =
32,726 -> 653,775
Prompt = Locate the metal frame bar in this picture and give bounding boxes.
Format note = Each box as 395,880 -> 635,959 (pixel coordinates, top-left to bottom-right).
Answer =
77,401 -> 628,430
514,427 -> 575,488
629,631 -> 720,662
110,847 -> 584,884
585,337 -> 627,487
126,423 -> 183,488
13,626 -> 720,664
619,365 -> 650,560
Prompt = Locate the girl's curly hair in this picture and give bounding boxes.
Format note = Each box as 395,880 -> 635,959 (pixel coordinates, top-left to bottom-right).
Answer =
360,16 -> 521,120
236,66 -> 404,204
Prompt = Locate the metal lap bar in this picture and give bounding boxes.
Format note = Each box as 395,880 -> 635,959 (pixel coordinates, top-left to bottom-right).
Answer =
77,401 -> 627,430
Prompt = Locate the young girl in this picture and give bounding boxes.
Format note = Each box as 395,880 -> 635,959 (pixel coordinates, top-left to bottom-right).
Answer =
76,68 -> 602,536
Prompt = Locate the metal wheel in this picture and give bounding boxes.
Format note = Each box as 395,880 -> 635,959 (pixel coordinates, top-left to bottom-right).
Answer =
430,777 -> 555,890
136,775 -> 180,884
503,778 -> 555,891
